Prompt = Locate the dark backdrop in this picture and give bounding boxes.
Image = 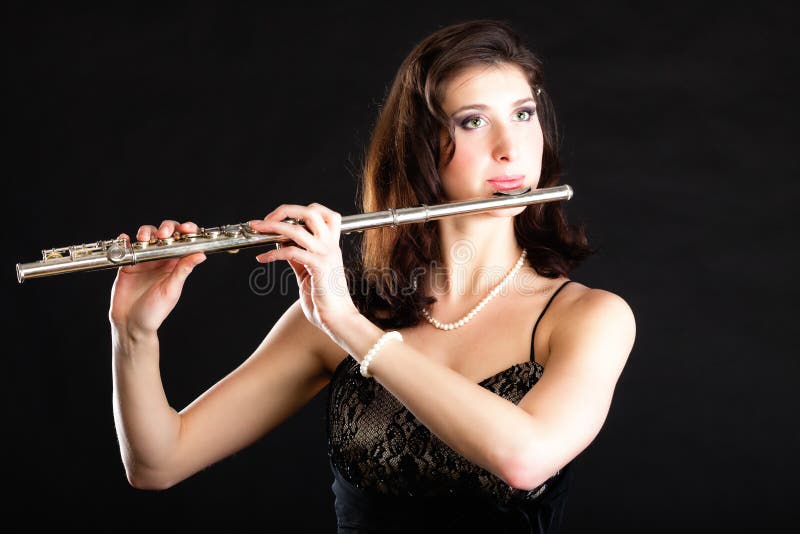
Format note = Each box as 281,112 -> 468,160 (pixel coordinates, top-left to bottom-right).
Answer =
6,3 -> 797,532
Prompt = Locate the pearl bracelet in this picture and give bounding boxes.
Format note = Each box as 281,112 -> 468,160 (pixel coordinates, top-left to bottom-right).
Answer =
359,331 -> 403,378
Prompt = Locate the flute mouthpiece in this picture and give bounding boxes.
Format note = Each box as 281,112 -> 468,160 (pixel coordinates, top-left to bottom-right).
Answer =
492,186 -> 532,197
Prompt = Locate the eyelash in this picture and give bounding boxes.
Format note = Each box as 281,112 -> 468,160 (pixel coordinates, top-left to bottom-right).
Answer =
459,107 -> 537,129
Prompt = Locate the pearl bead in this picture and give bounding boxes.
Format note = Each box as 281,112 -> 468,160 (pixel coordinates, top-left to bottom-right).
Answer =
419,249 -> 527,331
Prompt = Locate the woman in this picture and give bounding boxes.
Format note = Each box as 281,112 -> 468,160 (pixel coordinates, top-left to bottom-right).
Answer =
109,20 -> 636,533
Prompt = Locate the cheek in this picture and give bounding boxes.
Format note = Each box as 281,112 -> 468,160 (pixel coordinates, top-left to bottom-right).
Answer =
445,134 -> 482,172
525,121 -> 544,151
438,141 -> 479,198
534,122 -> 545,157
521,127 -> 545,174
447,145 -> 472,173
440,144 -> 482,198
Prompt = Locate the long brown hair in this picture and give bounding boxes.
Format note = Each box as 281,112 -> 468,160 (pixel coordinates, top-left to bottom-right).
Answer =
349,19 -> 596,328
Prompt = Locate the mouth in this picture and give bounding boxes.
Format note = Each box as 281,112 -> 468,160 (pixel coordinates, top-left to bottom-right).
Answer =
487,175 -> 525,191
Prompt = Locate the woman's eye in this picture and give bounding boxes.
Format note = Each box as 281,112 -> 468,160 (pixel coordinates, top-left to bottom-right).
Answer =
461,116 -> 486,129
515,109 -> 536,121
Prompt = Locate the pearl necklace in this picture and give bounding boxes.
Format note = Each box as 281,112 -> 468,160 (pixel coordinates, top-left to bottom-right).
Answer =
415,249 -> 527,331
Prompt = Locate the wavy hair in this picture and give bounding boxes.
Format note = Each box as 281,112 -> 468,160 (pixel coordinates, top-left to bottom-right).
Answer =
348,19 -> 597,328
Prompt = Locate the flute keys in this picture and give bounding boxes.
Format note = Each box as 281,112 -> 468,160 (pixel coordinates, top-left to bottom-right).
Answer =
180,231 -> 203,242
107,242 -> 127,262
222,225 -> 243,237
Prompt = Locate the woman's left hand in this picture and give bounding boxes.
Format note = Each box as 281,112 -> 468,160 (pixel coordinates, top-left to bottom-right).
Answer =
249,203 -> 358,336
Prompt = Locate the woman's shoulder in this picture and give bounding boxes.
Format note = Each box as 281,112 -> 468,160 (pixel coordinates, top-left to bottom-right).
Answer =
562,279 -> 631,308
548,280 -> 636,356
550,279 -> 635,325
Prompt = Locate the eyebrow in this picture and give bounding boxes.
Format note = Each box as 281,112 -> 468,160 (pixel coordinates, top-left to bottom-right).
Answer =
449,97 -> 536,117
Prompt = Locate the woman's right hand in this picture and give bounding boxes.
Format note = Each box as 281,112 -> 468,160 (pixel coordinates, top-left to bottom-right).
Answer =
109,220 -> 207,336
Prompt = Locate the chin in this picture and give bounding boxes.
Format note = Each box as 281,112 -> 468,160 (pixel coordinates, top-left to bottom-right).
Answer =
487,206 -> 527,218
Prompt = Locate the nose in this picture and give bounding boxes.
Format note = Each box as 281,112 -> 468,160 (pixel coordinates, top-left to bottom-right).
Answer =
492,125 -> 518,162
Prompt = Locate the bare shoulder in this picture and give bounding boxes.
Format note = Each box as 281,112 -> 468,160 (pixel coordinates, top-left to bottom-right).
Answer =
562,283 -> 635,323
544,280 -> 635,325
549,282 -> 637,373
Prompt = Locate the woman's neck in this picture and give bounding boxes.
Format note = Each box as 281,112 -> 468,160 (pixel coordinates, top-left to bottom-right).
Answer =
429,214 -> 525,305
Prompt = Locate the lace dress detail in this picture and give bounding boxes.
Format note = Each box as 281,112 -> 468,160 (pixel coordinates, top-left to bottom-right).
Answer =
326,357 -> 559,505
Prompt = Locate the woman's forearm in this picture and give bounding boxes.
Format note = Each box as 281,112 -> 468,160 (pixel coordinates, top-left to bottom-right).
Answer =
111,327 -> 182,487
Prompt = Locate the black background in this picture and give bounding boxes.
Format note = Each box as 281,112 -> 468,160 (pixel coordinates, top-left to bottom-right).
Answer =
6,2 -> 798,531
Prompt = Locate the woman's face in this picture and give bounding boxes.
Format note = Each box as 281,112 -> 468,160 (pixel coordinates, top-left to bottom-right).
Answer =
438,63 -> 543,205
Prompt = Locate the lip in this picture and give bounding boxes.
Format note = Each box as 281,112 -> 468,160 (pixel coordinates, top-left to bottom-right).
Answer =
487,175 -> 525,191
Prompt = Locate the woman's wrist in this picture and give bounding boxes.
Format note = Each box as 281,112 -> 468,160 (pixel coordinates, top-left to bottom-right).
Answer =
319,303 -> 361,336
320,306 -> 385,362
111,323 -> 159,354
360,331 -> 403,377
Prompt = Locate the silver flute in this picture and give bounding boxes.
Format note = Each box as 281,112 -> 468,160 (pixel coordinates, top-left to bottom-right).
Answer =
15,185 -> 572,283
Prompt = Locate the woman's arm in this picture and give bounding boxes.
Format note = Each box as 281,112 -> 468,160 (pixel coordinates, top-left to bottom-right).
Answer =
111,218 -> 347,490
114,298 -> 344,490
326,288 -> 635,491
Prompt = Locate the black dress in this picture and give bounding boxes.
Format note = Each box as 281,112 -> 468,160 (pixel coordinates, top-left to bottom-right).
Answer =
326,280 -> 574,533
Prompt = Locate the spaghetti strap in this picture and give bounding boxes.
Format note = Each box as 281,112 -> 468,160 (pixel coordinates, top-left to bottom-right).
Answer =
531,280 -> 573,363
